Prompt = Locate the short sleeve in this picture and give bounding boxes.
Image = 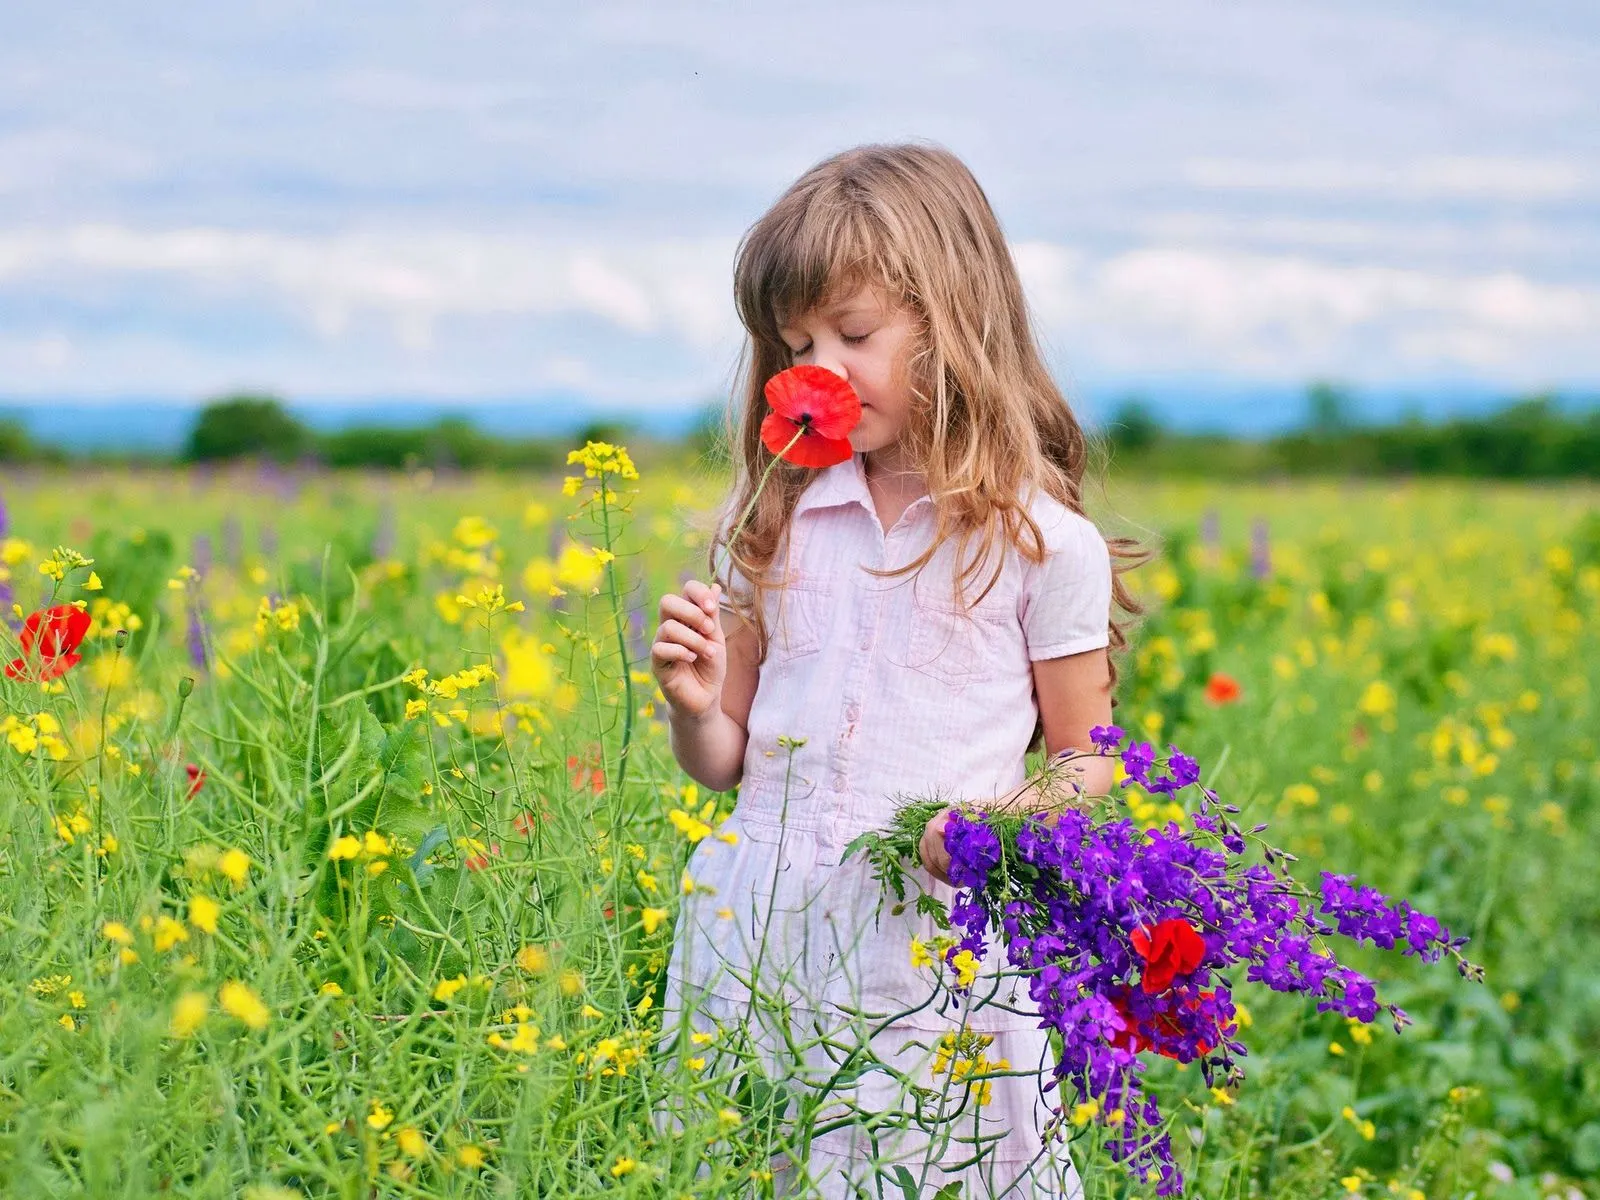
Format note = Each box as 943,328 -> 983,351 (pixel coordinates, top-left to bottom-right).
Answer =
1019,507 -> 1113,660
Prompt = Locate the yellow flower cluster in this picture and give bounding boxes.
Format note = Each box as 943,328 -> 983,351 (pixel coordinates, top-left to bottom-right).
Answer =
86,596 -> 141,640
402,663 -> 498,726
931,1030 -> 1011,1108
253,596 -> 302,638
37,545 -> 95,585
667,798 -> 736,845
566,441 -> 638,482
454,583 -> 524,615
4,712 -> 69,759
1340,1103 -> 1377,1140
328,830 -> 399,876
562,441 -> 639,513
578,1029 -> 649,1078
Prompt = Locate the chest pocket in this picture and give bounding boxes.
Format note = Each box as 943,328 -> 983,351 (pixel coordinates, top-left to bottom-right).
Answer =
767,574 -> 833,664
901,594 -> 1011,690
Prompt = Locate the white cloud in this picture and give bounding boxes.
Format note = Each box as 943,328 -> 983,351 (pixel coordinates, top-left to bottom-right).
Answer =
1,222 -> 1596,398
1181,156 -> 1595,202
1014,242 -> 1600,381
0,223 -> 741,357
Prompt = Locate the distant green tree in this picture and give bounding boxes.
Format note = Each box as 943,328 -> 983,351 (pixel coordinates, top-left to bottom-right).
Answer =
185,394 -> 310,462
0,415 -> 33,461
574,419 -> 632,449
1105,397 -> 1161,452
1305,380 -> 1355,434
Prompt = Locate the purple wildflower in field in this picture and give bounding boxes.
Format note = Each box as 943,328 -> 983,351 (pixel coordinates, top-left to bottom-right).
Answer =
186,601 -> 208,672
1200,507 -> 1219,550
221,514 -> 242,567
0,487 -> 8,537
924,725 -> 1477,1196
260,523 -> 279,559
192,533 -> 213,576
1250,516 -> 1272,580
372,501 -> 397,560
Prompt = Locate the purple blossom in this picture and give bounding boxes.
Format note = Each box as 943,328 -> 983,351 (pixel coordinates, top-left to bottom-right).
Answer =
1250,516 -> 1272,580
1089,724 -> 1125,753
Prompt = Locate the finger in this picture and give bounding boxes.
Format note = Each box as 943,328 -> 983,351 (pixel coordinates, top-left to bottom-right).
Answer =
660,593 -> 718,638
652,639 -> 699,665
681,578 -> 715,612
658,618 -> 715,658
683,577 -> 722,618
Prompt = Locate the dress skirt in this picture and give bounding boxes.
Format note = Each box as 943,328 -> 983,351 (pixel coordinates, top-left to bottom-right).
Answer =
658,803 -> 1085,1200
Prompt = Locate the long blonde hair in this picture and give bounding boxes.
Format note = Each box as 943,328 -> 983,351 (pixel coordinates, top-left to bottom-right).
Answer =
698,141 -> 1151,734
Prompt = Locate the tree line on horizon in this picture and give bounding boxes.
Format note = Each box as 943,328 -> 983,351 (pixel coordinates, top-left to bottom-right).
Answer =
0,385 -> 1596,479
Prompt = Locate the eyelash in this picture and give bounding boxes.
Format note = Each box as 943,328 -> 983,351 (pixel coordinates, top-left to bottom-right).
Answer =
790,333 -> 869,356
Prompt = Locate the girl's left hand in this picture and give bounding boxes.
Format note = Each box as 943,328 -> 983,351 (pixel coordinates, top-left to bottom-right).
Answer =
919,809 -> 954,886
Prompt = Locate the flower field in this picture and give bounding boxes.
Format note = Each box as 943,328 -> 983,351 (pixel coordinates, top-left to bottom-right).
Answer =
1,455 -> 1596,1199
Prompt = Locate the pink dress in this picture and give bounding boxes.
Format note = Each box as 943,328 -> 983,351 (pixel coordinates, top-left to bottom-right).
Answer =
662,452 -> 1112,1198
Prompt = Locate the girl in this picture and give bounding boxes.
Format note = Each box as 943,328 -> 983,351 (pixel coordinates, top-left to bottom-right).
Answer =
651,142 -> 1146,1198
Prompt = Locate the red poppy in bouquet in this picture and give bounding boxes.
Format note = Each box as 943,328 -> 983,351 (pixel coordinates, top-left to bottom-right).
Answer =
4,603 -> 93,682
1132,916 -> 1206,993
759,365 -> 863,467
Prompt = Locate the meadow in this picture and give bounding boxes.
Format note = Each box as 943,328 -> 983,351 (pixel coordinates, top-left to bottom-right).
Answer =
0,452 -> 1596,1199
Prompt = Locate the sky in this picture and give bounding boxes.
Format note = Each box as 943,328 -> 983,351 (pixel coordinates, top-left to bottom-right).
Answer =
1,1 -> 1597,431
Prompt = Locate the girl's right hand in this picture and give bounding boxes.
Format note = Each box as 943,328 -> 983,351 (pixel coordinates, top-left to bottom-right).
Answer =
651,579 -> 726,721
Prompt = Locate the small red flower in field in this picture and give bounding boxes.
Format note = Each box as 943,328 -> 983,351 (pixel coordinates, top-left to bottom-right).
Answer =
512,810 -> 537,836
760,365 -> 863,468
1204,672 -> 1242,706
185,764 -> 206,798
567,753 -> 605,794
1131,917 -> 1206,994
4,604 -> 92,682
464,843 -> 501,872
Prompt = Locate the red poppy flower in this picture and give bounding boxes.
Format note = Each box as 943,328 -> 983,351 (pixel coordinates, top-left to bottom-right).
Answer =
1106,987 -> 1153,1055
567,753 -> 605,794
1204,672 -> 1242,705
4,604 -> 92,682
512,809 -> 537,836
185,763 -> 206,798
759,365 -> 863,468
1131,917 -> 1206,994
464,842 -> 501,872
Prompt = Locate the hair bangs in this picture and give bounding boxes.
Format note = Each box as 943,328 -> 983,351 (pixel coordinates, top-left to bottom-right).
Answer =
736,188 -> 899,348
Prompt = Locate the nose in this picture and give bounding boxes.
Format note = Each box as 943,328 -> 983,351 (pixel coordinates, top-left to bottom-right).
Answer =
810,356 -> 848,386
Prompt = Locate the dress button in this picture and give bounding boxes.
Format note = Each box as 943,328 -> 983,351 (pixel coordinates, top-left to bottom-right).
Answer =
832,773 -> 847,790
845,703 -> 860,721
858,634 -> 870,650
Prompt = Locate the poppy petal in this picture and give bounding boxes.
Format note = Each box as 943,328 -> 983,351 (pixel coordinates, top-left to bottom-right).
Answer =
762,365 -> 863,441
759,413 -> 854,468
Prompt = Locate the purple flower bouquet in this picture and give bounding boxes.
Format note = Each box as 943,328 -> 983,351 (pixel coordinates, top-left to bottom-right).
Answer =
847,725 -> 1484,1196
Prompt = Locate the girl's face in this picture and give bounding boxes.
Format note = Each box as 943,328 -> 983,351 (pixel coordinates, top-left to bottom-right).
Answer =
776,283 -> 922,457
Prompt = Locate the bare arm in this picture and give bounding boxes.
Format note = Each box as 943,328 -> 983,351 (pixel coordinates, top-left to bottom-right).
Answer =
655,578 -> 758,794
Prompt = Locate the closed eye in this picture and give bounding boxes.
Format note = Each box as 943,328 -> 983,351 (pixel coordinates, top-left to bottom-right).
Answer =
789,333 -> 870,357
